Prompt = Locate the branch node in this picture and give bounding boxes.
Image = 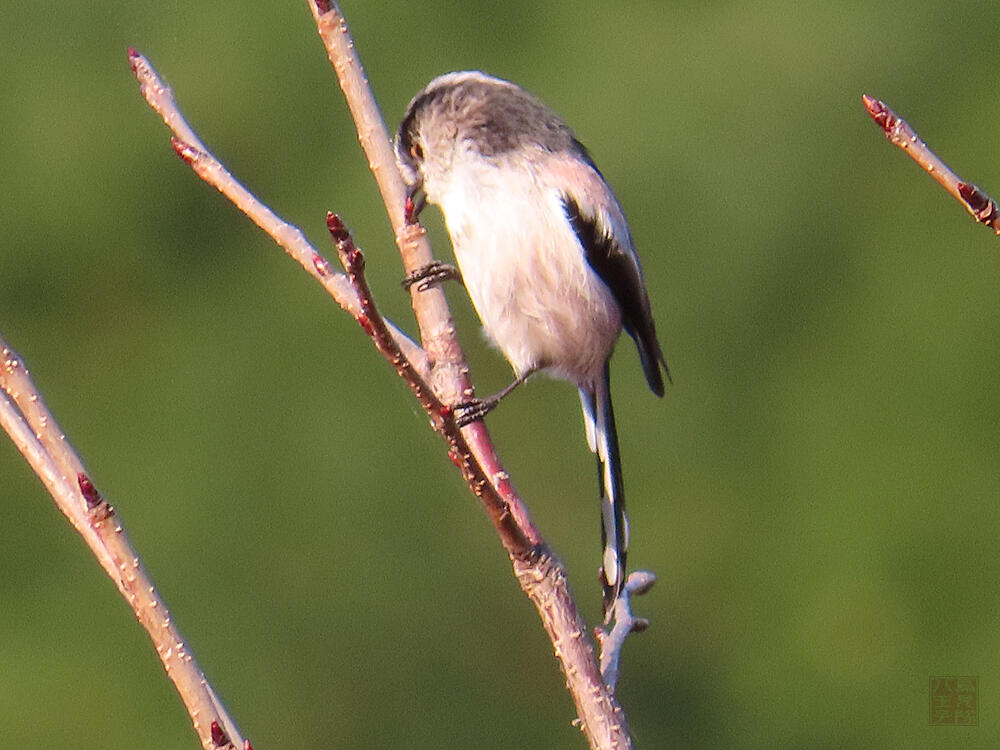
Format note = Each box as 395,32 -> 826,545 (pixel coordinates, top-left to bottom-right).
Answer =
327,212 -> 366,275
863,94 -> 1000,236
626,569 -> 657,597
861,93 -> 894,133
210,720 -> 230,747
2,345 -> 22,374
404,195 -> 423,225
78,472 -> 114,521
630,618 -> 650,633
957,182 -> 999,226
170,137 -> 199,165
312,253 -> 333,278
77,472 -> 102,509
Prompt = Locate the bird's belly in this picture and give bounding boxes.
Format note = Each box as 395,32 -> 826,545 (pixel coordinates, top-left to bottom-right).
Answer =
452,221 -> 622,386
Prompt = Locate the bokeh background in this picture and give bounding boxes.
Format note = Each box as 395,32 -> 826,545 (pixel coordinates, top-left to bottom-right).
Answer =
2,1 -> 999,747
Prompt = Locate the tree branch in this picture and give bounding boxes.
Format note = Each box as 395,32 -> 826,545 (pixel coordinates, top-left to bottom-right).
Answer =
325,216 -> 638,747
123,1 -> 649,743
325,212 -> 532,551
304,0 -> 545,545
596,572 -> 657,689
306,4 -> 639,745
862,94 -> 1000,234
0,335 -> 250,750
130,44 -> 427,377
129,46 -> 540,561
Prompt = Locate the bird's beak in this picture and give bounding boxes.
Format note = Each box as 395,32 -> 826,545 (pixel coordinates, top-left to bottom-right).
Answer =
405,180 -> 426,225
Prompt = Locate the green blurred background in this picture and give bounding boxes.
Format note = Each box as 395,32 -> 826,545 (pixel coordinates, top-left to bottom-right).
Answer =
2,1 -> 999,747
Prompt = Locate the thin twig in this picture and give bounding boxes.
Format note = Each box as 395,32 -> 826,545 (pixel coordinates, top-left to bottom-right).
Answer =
0,335 -> 248,750
304,1 -> 549,548
304,0 -> 545,541
596,571 -> 657,689
307,3 -> 636,747
128,48 -> 428,377
326,212 -> 633,744
130,5 -> 643,745
326,212 -> 444,422
326,212 -> 532,552
305,2 -> 460,367
130,47 -> 541,560
862,94 -> 1000,234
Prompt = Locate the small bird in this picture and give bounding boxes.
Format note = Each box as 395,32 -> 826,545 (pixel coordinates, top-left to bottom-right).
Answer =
395,71 -> 668,615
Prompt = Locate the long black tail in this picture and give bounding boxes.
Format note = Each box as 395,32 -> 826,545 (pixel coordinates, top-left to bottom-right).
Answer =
579,361 -> 628,619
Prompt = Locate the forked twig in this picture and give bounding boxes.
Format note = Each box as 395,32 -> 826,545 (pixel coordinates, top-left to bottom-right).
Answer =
302,0 -> 541,542
325,212 -> 532,551
124,2 -> 648,745
0,336 -> 249,750
862,94 -> 1000,234
596,572 -> 657,689
0,5 -> 656,748
124,41 -> 430,377
306,4 -> 638,746
129,46 -> 540,562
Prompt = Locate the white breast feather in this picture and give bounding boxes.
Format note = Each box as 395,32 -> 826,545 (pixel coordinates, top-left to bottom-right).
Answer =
432,155 -> 622,386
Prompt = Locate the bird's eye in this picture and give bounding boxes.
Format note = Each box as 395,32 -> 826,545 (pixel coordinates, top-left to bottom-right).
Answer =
409,141 -> 424,161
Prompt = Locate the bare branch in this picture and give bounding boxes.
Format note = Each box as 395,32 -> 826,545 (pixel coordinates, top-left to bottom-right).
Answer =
303,2 -> 551,549
128,49 -> 429,378
325,212 -> 533,552
596,571 -> 657,690
0,335 -> 247,750
514,555 -> 633,748
306,0 -> 461,376
130,44 -> 544,561
862,94 -> 1000,234
127,2 -> 645,743
306,4 -> 638,747
324,211 -> 634,746
326,212 -> 444,421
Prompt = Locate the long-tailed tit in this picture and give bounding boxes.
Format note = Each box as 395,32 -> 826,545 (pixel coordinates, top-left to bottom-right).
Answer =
395,71 -> 668,615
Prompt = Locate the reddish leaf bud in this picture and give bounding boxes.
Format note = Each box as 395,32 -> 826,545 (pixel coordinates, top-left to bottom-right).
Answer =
313,254 -> 332,278
77,473 -> 102,509
325,212 -> 349,243
171,138 -> 197,164
210,721 -> 229,747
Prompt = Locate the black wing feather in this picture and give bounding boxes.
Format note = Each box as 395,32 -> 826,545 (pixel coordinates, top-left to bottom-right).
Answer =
562,196 -> 669,396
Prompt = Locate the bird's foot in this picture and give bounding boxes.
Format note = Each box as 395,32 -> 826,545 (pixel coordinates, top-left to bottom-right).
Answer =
402,261 -> 462,292
452,395 -> 502,428
450,371 -> 534,428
